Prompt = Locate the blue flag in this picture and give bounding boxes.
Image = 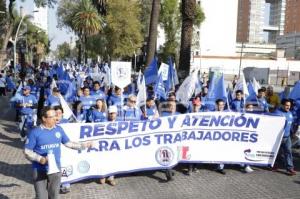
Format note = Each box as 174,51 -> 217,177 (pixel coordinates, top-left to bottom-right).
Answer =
214,74 -> 227,101
246,82 -> 257,101
144,57 -> 158,85
165,57 -> 175,92
289,80 -> 300,100
154,73 -> 166,100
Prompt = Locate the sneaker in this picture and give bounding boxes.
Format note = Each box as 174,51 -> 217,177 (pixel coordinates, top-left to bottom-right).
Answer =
60,187 -> 70,194
245,166 -> 254,173
216,169 -> 226,175
20,136 -> 27,142
99,178 -> 106,184
107,179 -> 116,186
193,168 -> 199,173
287,169 -> 297,176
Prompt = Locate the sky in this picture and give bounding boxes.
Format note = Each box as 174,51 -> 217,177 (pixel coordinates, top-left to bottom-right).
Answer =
14,0 -> 74,51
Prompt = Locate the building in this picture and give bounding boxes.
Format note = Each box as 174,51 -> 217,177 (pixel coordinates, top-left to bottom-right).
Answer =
31,4 -> 48,34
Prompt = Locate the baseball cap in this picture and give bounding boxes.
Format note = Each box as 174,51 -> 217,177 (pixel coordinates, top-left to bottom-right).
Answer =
22,86 -> 31,90
108,106 -> 118,113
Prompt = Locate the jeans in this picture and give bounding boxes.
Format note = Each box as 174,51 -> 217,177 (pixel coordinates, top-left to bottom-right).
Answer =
33,169 -> 61,199
281,137 -> 294,170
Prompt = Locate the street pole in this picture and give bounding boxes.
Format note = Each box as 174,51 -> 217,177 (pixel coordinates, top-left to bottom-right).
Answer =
13,9 -> 26,79
12,7 -> 38,79
238,42 -> 244,78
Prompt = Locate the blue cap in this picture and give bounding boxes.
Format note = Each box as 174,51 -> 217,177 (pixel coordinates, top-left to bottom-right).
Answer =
22,86 -> 31,90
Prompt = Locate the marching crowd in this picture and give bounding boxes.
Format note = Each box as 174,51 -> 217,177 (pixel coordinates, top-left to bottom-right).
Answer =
0,62 -> 300,199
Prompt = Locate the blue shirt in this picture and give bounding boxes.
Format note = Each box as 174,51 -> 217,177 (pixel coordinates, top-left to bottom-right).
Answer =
25,125 -> 70,171
275,108 -> 293,137
79,96 -> 95,110
231,99 -> 244,112
44,94 -> 61,107
123,106 -> 143,121
91,89 -> 106,100
90,110 -> 107,122
16,94 -> 38,115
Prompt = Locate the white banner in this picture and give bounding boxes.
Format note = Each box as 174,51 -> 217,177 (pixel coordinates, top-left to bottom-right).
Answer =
110,61 -> 131,88
60,112 -> 285,183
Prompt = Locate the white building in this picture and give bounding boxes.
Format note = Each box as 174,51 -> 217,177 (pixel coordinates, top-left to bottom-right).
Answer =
32,4 -> 48,34
196,0 -> 238,57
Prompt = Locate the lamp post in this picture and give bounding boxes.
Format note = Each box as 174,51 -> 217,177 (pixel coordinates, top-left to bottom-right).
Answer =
12,7 -> 38,79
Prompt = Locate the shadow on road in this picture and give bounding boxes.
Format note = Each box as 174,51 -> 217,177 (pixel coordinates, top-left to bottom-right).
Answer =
0,131 -> 24,149
0,161 -> 33,184
0,193 -> 9,199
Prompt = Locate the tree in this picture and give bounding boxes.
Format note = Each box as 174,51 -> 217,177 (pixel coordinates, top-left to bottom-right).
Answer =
57,42 -> 71,60
103,0 -> 143,59
159,0 -> 181,63
178,0 -> 204,79
72,0 -> 103,63
145,0 -> 161,67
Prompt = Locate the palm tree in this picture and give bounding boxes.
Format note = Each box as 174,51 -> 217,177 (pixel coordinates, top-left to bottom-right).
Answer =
71,0 -> 103,63
145,0 -> 161,67
178,0 -> 196,79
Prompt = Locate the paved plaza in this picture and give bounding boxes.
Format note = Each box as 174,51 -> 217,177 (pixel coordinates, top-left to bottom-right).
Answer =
0,95 -> 300,199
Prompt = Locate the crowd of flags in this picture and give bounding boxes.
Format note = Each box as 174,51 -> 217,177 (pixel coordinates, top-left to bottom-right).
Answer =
9,56 -> 300,121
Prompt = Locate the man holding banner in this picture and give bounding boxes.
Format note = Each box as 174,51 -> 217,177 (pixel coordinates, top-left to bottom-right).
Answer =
24,107 -> 92,199
273,99 -> 296,176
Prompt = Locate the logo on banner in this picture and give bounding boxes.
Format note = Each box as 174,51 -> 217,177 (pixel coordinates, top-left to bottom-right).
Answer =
177,146 -> 191,160
244,149 -> 275,162
155,146 -> 174,166
62,165 -> 73,177
117,67 -> 127,79
77,161 -> 90,173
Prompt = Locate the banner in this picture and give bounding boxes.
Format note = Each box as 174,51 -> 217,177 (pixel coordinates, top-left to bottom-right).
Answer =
60,112 -> 285,183
111,61 -> 131,89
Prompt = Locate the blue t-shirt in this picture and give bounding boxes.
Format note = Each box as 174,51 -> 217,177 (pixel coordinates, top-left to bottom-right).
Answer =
79,96 -> 95,110
91,89 -> 106,101
274,108 -> 293,137
16,94 -> 38,115
123,106 -> 143,121
90,110 -> 107,122
231,99 -> 244,112
44,94 -> 61,107
25,125 -> 70,171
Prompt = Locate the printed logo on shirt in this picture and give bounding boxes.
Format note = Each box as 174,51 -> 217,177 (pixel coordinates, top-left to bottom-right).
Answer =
41,143 -> 60,150
55,132 -> 61,139
155,146 -> 174,166
77,160 -> 90,174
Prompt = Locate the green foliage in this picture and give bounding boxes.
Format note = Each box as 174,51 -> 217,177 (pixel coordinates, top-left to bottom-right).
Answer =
194,3 -> 205,27
71,0 -> 103,35
57,42 -> 71,60
57,0 -> 143,60
102,0 -> 143,59
138,0 -> 152,36
159,0 -> 181,62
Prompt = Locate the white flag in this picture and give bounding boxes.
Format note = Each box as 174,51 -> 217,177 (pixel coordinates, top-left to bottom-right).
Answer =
232,74 -> 249,99
176,71 -> 197,105
253,77 -> 261,95
136,72 -> 147,107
